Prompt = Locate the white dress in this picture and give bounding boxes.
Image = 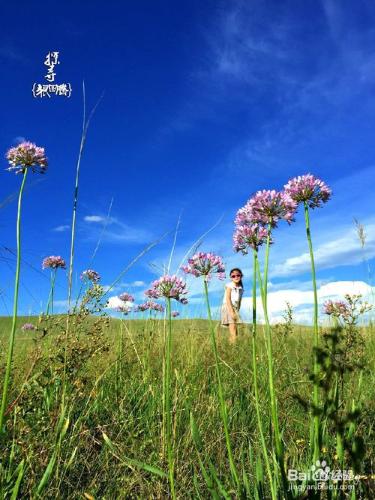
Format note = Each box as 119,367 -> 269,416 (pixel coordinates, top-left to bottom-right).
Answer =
221,282 -> 243,326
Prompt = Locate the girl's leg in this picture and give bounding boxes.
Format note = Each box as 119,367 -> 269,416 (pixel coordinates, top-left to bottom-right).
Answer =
228,323 -> 237,343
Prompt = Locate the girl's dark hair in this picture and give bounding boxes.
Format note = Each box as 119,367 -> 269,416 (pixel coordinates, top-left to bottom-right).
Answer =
229,268 -> 243,288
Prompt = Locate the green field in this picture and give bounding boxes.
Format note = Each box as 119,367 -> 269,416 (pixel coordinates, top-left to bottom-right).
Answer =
0,315 -> 374,498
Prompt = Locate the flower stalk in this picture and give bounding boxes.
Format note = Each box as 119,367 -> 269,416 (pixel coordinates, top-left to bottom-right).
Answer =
304,201 -> 321,461
251,249 -> 276,499
0,169 -> 28,432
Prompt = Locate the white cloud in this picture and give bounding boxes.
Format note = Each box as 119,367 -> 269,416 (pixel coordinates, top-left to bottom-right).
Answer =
240,280 -> 374,324
106,295 -> 134,310
53,224 -> 70,232
272,224 -> 375,278
84,215 -> 106,223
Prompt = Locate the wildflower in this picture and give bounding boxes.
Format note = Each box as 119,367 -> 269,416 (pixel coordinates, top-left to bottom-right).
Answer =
116,304 -> 132,315
135,300 -> 164,312
21,323 -> 36,331
172,311 -> 180,317
235,190 -> 297,228
145,275 -> 188,304
233,224 -> 269,254
182,252 -> 225,281
42,255 -> 66,269
81,269 -> 101,283
323,300 -> 350,318
6,141 -> 48,174
118,292 -> 134,303
284,174 -> 331,209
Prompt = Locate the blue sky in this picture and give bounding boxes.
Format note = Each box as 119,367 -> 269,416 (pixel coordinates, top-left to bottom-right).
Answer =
0,0 -> 374,322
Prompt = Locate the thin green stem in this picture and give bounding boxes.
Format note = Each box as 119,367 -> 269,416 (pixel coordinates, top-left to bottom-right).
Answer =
255,253 -> 284,470
0,169 -> 28,433
263,223 -> 272,297
203,279 -> 239,490
251,250 -> 276,500
46,269 -> 57,316
304,202 -> 320,462
165,297 -> 176,499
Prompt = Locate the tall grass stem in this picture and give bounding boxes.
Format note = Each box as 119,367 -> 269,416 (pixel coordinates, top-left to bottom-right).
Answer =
203,279 -> 239,490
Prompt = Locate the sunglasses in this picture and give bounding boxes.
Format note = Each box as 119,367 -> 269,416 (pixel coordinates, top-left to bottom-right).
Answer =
231,274 -> 242,278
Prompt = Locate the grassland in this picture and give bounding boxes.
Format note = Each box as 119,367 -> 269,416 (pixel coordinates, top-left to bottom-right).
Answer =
0,315 -> 374,498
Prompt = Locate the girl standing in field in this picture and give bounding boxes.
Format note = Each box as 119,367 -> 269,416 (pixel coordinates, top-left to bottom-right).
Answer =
221,268 -> 244,343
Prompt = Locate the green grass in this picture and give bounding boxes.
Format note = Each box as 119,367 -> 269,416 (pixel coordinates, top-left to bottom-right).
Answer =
0,316 -> 374,498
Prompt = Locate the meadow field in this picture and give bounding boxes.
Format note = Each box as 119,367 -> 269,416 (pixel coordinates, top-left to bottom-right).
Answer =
1,141 -> 374,499
0,314 -> 374,498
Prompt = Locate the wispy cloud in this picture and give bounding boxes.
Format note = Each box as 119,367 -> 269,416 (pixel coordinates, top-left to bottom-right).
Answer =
272,223 -> 375,278
84,215 -> 107,223
0,45 -> 27,63
52,224 -> 70,232
82,214 -> 153,244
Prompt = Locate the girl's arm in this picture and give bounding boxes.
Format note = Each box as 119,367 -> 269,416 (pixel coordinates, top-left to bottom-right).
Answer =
225,287 -> 235,318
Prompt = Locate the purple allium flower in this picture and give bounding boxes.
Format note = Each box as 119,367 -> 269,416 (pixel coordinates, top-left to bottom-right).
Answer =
284,174 -> 331,209
235,190 -> 297,228
21,323 -> 36,331
233,224 -> 269,254
116,304 -> 131,315
118,292 -> 134,303
323,300 -> 350,318
145,275 -> 188,304
135,300 -> 165,313
182,252 -> 225,281
81,269 -> 101,283
6,141 -> 48,174
42,255 -> 66,270
171,311 -> 180,318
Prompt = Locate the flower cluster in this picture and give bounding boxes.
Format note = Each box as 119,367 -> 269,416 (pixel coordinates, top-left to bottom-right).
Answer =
323,300 -> 350,318
284,174 -> 331,209
145,275 -> 188,304
236,190 -> 297,228
42,255 -> 66,270
118,292 -> 134,303
182,252 -> 225,281
116,304 -> 132,315
171,311 -> 180,318
81,269 -> 101,283
233,224 -> 269,254
6,141 -> 48,174
21,323 -> 37,331
135,300 -> 165,312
